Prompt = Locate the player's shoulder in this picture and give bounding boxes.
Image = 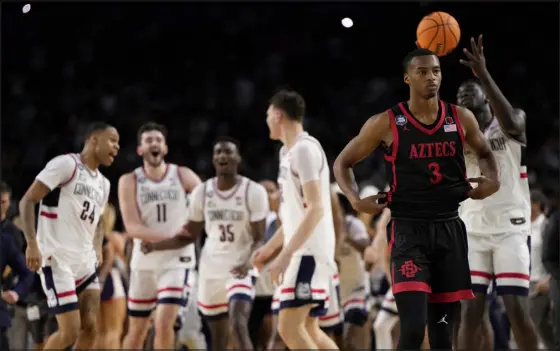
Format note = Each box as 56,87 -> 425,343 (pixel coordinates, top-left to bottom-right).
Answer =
47,153 -> 78,167
245,177 -> 267,194
293,134 -> 324,155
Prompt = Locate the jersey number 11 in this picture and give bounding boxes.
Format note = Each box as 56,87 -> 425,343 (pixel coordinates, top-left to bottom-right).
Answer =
157,203 -> 167,222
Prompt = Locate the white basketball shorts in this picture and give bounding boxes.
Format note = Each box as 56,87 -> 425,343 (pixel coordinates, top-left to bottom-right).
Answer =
319,272 -> 344,332
342,272 -> 371,326
127,268 -> 192,317
197,270 -> 258,319
468,230 -> 531,296
38,255 -> 99,314
380,289 -> 398,315
272,255 -> 334,318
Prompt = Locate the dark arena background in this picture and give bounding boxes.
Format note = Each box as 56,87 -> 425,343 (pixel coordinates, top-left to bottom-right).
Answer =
1,2 -> 559,351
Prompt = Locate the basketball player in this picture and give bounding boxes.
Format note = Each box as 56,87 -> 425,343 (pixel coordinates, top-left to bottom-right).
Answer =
267,184 -> 345,350
119,122 -> 201,350
96,204 -> 127,349
333,48 -> 501,350
252,90 -> 340,350
456,35 -> 538,351
141,136 -> 268,351
331,183 -> 372,351
19,122 -> 119,350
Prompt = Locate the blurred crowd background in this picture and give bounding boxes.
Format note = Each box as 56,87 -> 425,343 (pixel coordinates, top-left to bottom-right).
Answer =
2,2 -> 559,220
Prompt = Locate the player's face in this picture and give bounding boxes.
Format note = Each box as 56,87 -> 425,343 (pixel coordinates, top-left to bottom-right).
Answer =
213,141 -> 240,176
405,55 -> 441,99
266,105 -> 282,140
0,192 -> 10,220
260,180 -> 280,212
138,130 -> 168,167
456,82 -> 486,111
94,127 -> 120,166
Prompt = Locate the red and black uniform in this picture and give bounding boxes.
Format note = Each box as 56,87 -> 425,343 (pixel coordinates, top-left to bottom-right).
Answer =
383,100 -> 474,303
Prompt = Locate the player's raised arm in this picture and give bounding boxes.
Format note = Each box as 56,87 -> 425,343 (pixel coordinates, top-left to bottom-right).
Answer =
118,173 -> 164,241
333,112 -> 390,212
178,166 -> 202,193
141,182 -> 206,253
457,106 -> 500,199
460,35 -> 526,141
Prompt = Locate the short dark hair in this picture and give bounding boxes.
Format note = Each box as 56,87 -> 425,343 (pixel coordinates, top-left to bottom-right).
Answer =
531,189 -> 548,212
84,122 -> 114,140
269,89 -> 306,122
402,48 -> 437,73
137,122 -> 168,144
0,181 -> 11,195
213,136 -> 241,153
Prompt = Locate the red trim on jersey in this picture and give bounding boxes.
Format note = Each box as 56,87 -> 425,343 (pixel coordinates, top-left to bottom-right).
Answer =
495,272 -> 530,281
392,280 -> 431,294
451,104 -> 468,180
60,154 -> 78,187
128,297 -> 157,304
471,271 -> 493,279
384,109 -> 399,199
428,289 -> 474,303
520,172 -> 528,179
398,100 -> 446,135
40,211 -> 57,219
197,301 -> 229,309
141,163 -> 169,183
226,284 -> 253,292
56,290 -> 76,298
280,287 -> 326,294
388,220 -> 395,254
319,313 -> 341,321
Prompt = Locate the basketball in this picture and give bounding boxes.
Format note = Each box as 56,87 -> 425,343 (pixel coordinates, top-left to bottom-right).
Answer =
416,12 -> 461,57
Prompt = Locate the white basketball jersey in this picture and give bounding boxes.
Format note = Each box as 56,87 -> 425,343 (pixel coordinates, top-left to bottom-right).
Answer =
37,154 -> 110,263
130,164 -> 195,270
277,132 -> 336,264
339,215 -> 369,301
196,176 -> 267,279
460,118 -> 530,234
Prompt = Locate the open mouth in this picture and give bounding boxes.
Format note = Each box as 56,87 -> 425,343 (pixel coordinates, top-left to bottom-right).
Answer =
150,151 -> 160,157
217,161 -> 228,167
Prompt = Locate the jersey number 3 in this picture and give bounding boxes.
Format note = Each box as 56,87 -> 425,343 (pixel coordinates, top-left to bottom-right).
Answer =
80,201 -> 96,224
428,162 -> 443,184
219,224 -> 234,242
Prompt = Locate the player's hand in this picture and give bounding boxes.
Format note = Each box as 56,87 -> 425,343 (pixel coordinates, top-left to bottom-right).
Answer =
350,193 -> 387,215
269,250 -> 291,286
251,246 -> 273,272
25,241 -> 42,272
1,290 -> 19,304
467,177 -> 500,200
363,245 -> 379,264
459,34 -> 489,79
141,241 -> 154,254
230,263 -> 251,279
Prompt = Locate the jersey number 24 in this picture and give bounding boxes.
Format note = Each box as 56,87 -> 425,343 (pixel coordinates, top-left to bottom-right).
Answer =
80,200 -> 96,224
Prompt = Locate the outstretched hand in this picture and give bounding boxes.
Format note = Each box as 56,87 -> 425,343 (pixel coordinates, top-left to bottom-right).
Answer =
459,34 -> 489,78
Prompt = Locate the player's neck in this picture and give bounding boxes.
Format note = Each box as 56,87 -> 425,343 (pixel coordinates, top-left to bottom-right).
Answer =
281,122 -> 304,149
216,174 -> 238,190
531,211 -> 542,222
79,151 -> 99,171
409,94 -> 439,115
143,161 -> 168,179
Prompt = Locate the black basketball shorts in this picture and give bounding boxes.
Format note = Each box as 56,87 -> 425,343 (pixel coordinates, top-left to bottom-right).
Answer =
387,217 -> 475,303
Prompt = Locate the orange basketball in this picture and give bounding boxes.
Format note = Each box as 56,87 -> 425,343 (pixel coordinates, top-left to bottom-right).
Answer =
416,11 -> 461,57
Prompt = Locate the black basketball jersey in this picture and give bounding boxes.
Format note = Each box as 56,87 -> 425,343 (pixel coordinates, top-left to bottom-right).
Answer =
383,100 -> 471,220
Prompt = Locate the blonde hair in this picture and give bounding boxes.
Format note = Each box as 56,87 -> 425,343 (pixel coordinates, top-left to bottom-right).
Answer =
101,203 -> 117,235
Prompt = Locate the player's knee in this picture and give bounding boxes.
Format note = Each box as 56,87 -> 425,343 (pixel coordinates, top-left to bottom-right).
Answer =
59,322 -> 81,346
80,314 -> 98,338
229,311 -> 250,336
501,295 -> 531,323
